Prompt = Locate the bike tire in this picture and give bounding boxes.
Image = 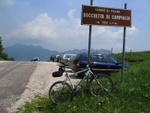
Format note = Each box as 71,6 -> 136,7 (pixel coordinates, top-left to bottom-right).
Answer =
49,81 -> 72,104
89,73 -> 114,98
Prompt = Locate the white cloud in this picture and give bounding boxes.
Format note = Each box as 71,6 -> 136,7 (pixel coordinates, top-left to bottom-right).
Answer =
5,9 -> 139,52
127,26 -> 139,37
90,25 -> 139,52
93,27 -> 122,40
12,13 -> 57,38
68,9 -> 76,19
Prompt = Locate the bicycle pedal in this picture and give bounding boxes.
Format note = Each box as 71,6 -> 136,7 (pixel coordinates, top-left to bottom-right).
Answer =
71,88 -> 77,93
71,88 -> 78,96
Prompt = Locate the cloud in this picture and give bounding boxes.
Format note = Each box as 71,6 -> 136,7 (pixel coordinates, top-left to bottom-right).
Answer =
11,13 -> 57,38
5,9 -> 139,52
90,25 -> 139,52
127,26 -> 139,37
68,9 -> 76,19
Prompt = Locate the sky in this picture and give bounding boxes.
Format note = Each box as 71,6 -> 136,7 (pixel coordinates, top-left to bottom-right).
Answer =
0,0 -> 150,53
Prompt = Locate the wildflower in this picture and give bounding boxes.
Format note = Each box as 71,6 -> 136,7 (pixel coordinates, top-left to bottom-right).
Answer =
73,106 -> 76,109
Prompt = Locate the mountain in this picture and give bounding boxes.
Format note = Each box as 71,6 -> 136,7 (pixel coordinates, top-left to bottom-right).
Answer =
4,44 -> 110,61
4,44 -> 59,61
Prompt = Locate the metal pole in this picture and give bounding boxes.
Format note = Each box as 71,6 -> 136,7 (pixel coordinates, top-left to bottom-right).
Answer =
88,0 -> 93,63
88,27 -> 92,63
121,3 -> 127,83
87,0 -> 93,89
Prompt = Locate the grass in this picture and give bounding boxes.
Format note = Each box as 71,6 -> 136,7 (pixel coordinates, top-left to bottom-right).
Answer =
17,51 -> 150,113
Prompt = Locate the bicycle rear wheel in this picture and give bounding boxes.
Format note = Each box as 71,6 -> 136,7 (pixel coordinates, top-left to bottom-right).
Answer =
89,73 -> 114,98
49,81 -> 72,104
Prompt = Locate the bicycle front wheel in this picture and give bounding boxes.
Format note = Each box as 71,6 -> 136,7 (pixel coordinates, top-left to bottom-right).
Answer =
49,81 -> 72,104
89,73 -> 114,98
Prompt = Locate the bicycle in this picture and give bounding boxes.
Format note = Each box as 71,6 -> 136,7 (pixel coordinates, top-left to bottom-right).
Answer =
49,62 -> 114,105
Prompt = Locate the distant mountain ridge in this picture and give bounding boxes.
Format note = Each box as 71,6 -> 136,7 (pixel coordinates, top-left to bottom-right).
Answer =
4,44 -> 110,61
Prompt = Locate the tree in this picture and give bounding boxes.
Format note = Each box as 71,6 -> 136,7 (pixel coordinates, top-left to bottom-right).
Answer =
0,36 -> 4,52
0,36 -> 14,61
0,36 -> 3,58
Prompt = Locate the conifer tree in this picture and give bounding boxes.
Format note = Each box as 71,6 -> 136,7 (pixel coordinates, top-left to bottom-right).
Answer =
0,36 -> 3,57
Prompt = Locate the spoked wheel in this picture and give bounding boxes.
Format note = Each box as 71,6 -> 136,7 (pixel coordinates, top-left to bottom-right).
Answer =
89,73 -> 114,98
49,81 -> 72,105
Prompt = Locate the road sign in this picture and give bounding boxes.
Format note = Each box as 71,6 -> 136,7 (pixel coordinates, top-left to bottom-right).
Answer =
81,5 -> 132,27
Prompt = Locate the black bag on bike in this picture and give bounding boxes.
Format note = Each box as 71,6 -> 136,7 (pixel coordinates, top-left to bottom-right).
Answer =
52,71 -> 63,77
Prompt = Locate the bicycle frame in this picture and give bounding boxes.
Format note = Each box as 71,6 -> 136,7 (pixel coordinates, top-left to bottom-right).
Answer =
62,66 -> 95,92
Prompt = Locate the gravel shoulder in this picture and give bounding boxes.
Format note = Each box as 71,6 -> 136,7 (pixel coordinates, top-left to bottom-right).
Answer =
8,62 -> 80,113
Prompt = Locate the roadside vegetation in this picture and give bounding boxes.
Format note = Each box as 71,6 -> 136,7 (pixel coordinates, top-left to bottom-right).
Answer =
17,51 -> 150,113
0,36 -> 14,61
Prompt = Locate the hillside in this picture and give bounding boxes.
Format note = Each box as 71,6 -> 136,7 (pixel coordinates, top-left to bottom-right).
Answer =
17,51 -> 150,113
4,44 -> 110,61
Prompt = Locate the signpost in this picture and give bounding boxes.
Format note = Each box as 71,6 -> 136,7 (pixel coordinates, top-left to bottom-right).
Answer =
81,5 -> 131,27
81,3 -> 132,83
86,0 -> 93,89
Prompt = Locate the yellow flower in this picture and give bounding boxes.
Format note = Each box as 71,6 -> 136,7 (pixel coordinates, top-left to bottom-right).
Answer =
73,106 -> 76,109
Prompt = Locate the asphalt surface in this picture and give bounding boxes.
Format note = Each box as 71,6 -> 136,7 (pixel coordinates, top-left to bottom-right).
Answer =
0,61 -> 37,113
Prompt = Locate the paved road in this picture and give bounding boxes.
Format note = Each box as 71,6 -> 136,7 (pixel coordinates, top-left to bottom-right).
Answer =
0,61 -> 37,113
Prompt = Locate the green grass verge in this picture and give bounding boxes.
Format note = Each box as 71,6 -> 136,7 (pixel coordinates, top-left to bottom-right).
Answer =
17,51 -> 150,113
